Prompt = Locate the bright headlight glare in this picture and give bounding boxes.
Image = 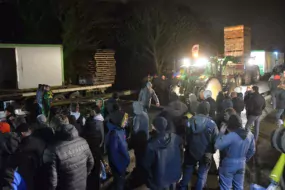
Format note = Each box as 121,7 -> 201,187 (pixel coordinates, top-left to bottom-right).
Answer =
195,58 -> 208,66
182,58 -> 191,67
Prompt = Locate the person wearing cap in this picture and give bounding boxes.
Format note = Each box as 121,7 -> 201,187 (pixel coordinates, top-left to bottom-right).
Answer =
105,111 -> 130,190
138,82 -> 160,112
142,117 -> 182,190
15,123 -> 46,190
215,114 -> 255,190
179,101 -> 219,190
204,90 -> 217,119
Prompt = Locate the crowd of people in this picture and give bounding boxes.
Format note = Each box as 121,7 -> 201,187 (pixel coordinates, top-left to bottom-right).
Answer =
1,72 -> 285,190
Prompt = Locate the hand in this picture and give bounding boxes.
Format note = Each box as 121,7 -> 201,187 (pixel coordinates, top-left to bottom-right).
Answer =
156,103 -> 160,107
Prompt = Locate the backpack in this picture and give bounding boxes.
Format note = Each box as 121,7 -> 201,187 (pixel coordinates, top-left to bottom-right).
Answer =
186,117 -> 212,161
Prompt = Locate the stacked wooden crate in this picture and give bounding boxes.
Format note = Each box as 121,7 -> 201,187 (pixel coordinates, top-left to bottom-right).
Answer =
93,49 -> 116,85
224,25 -> 251,57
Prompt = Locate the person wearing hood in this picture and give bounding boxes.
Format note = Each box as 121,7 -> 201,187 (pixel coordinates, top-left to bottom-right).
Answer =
215,114 -> 255,190
82,106 -> 105,190
275,81 -> 285,124
138,82 -> 160,112
204,90 -> 217,119
70,103 -> 86,127
43,124 -> 94,190
231,91 -> 245,117
105,111 -> 130,190
179,101 -> 219,190
245,86 -> 265,141
142,117 -> 182,190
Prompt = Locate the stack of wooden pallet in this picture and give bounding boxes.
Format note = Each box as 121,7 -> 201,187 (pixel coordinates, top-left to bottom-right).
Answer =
93,49 -> 116,85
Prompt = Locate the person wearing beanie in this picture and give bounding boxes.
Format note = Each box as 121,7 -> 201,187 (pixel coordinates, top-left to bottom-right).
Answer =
138,82 -> 160,112
204,90 -> 217,119
142,117 -> 182,190
179,101 -> 218,190
215,114 -> 255,190
105,111 -> 130,190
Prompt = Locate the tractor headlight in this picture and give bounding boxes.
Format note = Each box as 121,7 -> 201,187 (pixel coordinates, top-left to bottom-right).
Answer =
195,58 -> 209,67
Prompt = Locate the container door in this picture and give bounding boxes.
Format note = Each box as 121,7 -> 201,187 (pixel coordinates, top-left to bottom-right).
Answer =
0,48 -> 17,89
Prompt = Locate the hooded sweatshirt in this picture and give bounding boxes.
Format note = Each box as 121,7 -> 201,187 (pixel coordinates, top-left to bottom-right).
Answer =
105,112 -> 130,175
132,102 -> 149,139
143,117 -> 182,189
215,115 -> 255,166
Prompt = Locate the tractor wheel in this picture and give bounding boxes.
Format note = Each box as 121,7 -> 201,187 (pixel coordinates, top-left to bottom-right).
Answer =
251,66 -> 260,83
235,76 -> 242,87
204,78 -> 222,101
243,72 -> 251,85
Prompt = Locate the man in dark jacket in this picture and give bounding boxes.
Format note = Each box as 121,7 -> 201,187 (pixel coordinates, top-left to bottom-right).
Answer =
105,92 -> 120,117
105,111 -> 130,190
245,86 -> 266,141
142,117 -> 182,190
70,103 -> 86,127
268,73 -> 281,109
275,82 -> 285,124
204,90 -> 217,119
231,91 -> 245,116
179,101 -> 219,190
15,123 -> 46,190
43,124 -> 94,190
83,106 -> 105,190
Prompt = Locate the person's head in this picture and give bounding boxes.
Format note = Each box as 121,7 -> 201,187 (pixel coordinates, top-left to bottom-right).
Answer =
46,85 -> 50,91
252,86 -> 259,93
146,82 -> 152,89
16,123 -> 32,137
246,85 -> 253,92
112,92 -> 119,100
197,101 -> 210,116
152,117 -> 168,134
70,103 -> 80,113
37,114 -> 47,124
199,90 -> 205,100
224,108 -> 236,122
227,114 -> 243,132
96,99 -> 103,109
0,122 -> 10,133
161,75 -> 166,80
68,115 -> 77,125
5,105 -> 15,117
203,90 -> 212,99
90,105 -> 101,117
230,91 -> 237,98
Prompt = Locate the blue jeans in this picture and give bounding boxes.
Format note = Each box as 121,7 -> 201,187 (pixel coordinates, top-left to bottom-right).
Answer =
179,162 -> 211,190
219,166 -> 245,190
245,115 -> 261,141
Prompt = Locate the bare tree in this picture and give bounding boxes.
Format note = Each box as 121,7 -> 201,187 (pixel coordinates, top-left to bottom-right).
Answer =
125,1 -> 198,74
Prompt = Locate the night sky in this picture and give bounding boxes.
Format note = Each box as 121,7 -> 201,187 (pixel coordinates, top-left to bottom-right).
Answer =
190,0 -> 285,51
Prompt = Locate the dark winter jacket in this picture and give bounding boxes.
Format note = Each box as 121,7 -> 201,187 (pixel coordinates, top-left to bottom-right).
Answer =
105,97 -> 119,115
0,132 -> 21,189
222,98 -> 233,112
105,122 -> 130,175
216,92 -> 225,114
246,92 -> 266,116
143,130 -> 182,189
83,114 -> 105,156
186,114 -> 219,162
232,97 -> 245,115
44,124 -> 94,190
206,97 -> 217,119
276,87 -> 285,109
268,75 -> 281,93
17,135 -> 46,190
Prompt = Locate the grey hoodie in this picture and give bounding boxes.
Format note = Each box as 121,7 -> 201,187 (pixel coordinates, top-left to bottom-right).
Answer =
138,87 -> 159,108
133,102 -> 149,139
